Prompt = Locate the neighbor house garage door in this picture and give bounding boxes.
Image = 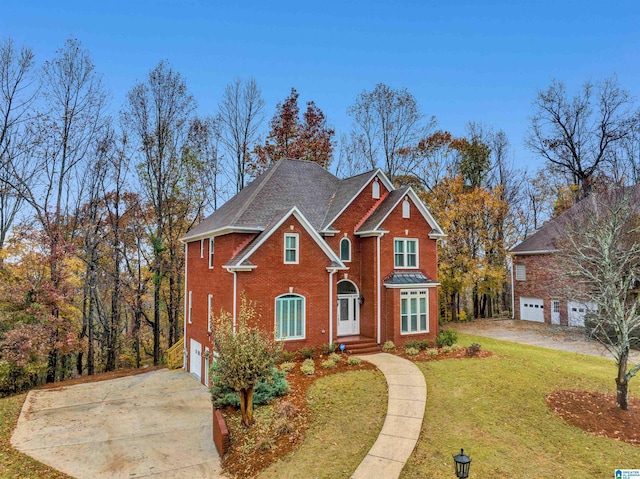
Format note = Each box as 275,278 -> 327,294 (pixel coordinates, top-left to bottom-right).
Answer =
568,301 -> 597,327
520,297 -> 544,322
189,338 -> 202,380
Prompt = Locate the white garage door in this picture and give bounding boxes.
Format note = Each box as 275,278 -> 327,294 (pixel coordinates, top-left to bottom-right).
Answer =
520,297 -> 544,322
568,301 -> 597,327
189,338 -> 202,380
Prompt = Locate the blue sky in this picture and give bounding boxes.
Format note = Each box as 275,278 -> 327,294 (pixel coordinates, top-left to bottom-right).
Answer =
2,0 -> 639,172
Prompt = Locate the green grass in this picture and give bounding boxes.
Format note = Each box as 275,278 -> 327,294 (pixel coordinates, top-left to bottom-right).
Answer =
0,393 -> 69,478
401,334 -> 640,479
259,369 -> 387,478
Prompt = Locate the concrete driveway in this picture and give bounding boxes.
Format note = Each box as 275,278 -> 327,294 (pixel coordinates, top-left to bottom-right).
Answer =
11,369 -> 223,479
449,318 -> 640,362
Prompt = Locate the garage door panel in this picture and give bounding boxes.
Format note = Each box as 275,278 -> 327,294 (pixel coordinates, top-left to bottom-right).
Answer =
520,297 -> 544,322
568,301 -> 597,327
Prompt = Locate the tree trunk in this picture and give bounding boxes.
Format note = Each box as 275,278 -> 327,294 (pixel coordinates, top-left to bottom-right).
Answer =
616,351 -> 629,410
239,387 -> 255,427
450,292 -> 457,322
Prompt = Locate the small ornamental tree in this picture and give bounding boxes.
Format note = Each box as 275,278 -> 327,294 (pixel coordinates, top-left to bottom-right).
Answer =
210,294 -> 282,427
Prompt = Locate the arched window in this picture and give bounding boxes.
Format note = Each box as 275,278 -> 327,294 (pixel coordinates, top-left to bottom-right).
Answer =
372,180 -> 380,199
340,237 -> 351,262
275,294 -> 305,340
402,199 -> 410,218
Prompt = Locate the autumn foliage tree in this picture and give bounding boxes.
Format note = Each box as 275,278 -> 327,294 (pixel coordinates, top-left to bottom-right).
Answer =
251,88 -> 334,175
211,295 -> 282,427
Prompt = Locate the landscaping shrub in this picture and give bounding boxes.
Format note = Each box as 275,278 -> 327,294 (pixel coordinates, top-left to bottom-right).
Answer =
321,359 -> 337,369
347,356 -> 361,366
405,347 -> 419,356
320,343 -> 337,354
211,366 -> 289,408
426,348 -> 439,358
450,344 -> 463,351
466,343 -> 482,357
405,339 -> 432,351
328,353 -> 341,363
301,359 -> 315,375
276,400 -> 299,419
299,347 -> 315,359
382,340 -> 396,352
279,361 -> 295,373
281,351 -> 296,362
441,345 -> 452,354
436,329 -> 458,348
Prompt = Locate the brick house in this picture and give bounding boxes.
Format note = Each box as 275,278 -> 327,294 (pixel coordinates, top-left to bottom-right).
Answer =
181,159 -> 445,384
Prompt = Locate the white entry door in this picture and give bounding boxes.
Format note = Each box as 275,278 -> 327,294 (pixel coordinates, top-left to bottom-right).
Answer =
551,300 -> 560,325
337,295 -> 360,336
189,338 -> 202,381
520,297 -> 544,322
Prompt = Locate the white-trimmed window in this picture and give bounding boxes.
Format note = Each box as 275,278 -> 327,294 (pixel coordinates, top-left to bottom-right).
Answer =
401,290 -> 429,334
188,291 -> 193,324
340,237 -> 351,262
284,233 -> 299,264
275,294 -> 305,340
515,264 -> 526,281
394,238 -> 418,268
372,179 -> 380,199
200,239 -> 205,258
402,199 -> 410,218
208,238 -> 215,269
207,294 -> 213,333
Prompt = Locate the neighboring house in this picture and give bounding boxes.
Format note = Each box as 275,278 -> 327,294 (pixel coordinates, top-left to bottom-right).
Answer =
181,159 -> 445,384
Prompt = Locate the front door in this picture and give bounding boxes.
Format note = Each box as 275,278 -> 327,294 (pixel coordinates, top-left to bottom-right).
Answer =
338,295 -> 359,336
551,300 -> 560,325
189,338 -> 202,381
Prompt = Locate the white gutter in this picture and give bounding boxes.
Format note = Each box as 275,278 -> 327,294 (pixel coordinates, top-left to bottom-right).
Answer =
328,270 -> 336,346
510,257 -> 515,319
377,233 -> 383,344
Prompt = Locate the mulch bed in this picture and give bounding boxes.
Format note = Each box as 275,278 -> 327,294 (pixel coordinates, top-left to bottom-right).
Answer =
547,390 -> 640,446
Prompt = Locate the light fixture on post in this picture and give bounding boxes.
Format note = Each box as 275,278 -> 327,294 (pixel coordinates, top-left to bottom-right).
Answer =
453,449 -> 471,478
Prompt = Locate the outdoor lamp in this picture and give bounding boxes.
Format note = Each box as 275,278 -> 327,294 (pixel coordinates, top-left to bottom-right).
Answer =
453,449 -> 471,478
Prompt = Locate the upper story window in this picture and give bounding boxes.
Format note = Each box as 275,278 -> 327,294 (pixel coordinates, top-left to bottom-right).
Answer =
200,239 -> 205,258
284,233 -> 299,264
402,199 -> 410,218
372,179 -> 380,199
340,237 -> 351,262
275,294 -> 305,340
394,238 -> 418,268
515,264 -> 526,281
188,291 -> 193,324
208,238 -> 215,269
207,294 -> 213,333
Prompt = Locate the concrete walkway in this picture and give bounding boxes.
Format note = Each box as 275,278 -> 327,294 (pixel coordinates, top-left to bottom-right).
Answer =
352,353 -> 426,479
11,369 -> 223,479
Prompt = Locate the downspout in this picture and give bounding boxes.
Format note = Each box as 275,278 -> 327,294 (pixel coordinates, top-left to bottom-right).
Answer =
510,256 -> 515,319
183,243 -> 188,369
377,233 -> 383,344
226,268 -> 238,333
328,270 -> 336,346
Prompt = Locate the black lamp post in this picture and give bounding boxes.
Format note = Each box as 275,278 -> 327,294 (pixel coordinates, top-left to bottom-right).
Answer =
453,449 -> 471,478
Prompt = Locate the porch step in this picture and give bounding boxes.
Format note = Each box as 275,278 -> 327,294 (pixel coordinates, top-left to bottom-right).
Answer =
336,337 -> 381,355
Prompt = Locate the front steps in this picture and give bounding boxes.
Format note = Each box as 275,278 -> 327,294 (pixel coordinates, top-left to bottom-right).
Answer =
336,336 -> 381,355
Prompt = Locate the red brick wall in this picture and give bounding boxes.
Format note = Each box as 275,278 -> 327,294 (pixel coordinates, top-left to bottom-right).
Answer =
212,408 -> 229,456
512,253 -> 571,326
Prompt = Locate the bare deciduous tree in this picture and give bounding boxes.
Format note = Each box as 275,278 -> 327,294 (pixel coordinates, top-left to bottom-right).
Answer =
527,77 -> 636,197
218,78 -> 264,192
347,83 -> 434,182
559,189 -> 640,410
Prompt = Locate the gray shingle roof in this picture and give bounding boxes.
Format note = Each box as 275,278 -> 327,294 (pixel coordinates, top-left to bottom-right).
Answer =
511,185 -> 640,254
183,159 -> 378,241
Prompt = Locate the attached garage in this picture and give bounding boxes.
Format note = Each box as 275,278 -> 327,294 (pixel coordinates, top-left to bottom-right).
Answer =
189,338 -> 202,381
520,297 -> 545,322
568,301 -> 597,327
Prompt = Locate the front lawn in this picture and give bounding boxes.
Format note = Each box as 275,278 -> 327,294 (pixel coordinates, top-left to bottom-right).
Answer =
401,334 -> 640,478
